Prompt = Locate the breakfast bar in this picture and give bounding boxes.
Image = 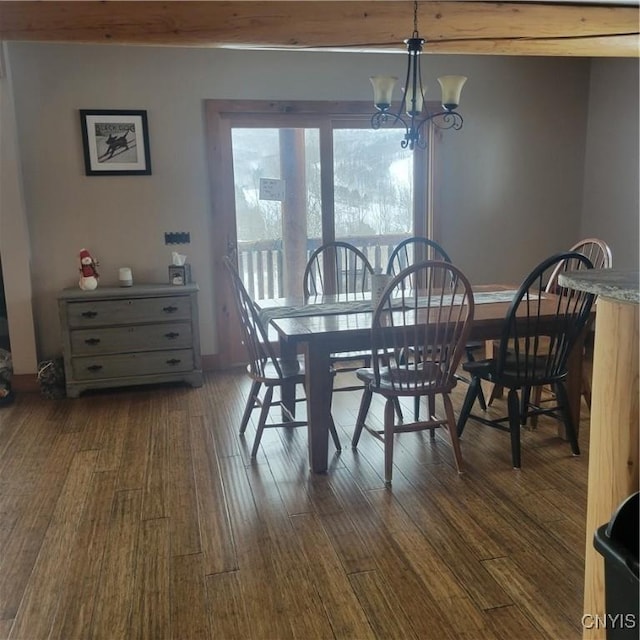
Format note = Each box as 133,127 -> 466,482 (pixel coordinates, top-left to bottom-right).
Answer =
558,269 -> 639,640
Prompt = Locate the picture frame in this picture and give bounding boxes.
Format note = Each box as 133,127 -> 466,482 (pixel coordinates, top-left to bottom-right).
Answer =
79,109 -> 151,176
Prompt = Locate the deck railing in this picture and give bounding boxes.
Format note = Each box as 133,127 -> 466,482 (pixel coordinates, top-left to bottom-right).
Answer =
238,234 -> 411,299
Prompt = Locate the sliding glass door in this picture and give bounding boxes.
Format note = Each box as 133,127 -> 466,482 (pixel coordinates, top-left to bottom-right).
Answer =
206,100 -> 434,367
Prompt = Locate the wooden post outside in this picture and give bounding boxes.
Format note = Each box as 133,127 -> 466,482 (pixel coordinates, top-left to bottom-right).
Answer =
280,129 -> 307,297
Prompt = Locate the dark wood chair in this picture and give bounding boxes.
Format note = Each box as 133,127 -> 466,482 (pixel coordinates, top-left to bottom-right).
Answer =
224,257 -> 341,458
529,238 -> 612,419
456,252 -> 596,468
387,236 -> 486,419
352,260 -> 475,486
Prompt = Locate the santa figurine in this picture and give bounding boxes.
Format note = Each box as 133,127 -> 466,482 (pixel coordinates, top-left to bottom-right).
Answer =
78,248 -> 100,291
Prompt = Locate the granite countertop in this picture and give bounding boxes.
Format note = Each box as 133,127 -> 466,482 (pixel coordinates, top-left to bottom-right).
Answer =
558,269 -> 639,303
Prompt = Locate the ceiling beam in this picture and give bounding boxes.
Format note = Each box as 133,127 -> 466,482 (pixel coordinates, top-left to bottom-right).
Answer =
0,1 -> 637,57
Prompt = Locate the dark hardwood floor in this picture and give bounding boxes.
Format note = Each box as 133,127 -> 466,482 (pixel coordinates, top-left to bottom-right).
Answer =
0,369 -> 590,639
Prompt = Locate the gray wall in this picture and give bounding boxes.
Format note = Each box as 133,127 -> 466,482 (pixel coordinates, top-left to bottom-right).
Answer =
1,42 -> 637,368
581,58 -> 639,269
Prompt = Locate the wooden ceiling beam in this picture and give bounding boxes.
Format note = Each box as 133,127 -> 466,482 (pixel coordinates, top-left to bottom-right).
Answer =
0,1 -> 637,57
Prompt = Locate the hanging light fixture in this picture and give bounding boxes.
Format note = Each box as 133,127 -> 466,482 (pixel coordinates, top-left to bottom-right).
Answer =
370,0 -> 467,150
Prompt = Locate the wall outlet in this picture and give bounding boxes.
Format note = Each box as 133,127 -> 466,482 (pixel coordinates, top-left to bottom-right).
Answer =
164,232 -> 190,245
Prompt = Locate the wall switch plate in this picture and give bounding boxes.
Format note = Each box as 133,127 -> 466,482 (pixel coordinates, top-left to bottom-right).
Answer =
164,232 -> 190,245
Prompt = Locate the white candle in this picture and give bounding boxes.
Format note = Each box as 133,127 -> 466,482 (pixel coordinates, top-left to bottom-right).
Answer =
118,267 -> 133,287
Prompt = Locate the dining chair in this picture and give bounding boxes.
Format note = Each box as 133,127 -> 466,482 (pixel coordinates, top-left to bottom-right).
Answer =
529,238 -> 612,419
303,240 -> 373,297
386,236 -> 486,420
223,257 -> 342,457
491,238 -> 612,422
352,260 -> 475,486
456,251 -> 596,468
302,240 -> 377,394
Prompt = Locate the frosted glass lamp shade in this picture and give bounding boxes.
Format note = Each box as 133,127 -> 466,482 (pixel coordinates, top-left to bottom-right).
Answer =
404,83 -> 424,116
370,75 -> 397,111
438,75 -> 467,111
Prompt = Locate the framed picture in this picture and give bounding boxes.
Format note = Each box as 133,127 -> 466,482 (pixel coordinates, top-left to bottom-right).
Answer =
79,109 -> 151,176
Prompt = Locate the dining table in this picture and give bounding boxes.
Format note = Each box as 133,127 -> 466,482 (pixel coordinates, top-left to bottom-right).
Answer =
256,285 -> 588,474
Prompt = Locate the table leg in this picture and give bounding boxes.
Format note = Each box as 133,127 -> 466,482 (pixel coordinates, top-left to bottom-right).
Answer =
280,338 -> 297,421
561,332 -> 586,440
304,341 -> 332,474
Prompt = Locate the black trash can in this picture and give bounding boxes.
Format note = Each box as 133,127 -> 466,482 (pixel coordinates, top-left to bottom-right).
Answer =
593,491 -> 639,640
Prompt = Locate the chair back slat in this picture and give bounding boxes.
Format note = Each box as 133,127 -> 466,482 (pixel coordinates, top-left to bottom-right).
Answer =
303,241 -> 374,297
498,252 -> 596,384
224,257 -> 283,379
371,261 -> 474,393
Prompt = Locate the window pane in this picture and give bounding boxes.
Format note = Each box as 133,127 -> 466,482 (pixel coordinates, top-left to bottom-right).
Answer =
333,129 -> 413,271
232,128 -> 319,299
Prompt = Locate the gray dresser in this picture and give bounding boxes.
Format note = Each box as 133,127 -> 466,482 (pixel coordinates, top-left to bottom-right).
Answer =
58,283 -> 203,398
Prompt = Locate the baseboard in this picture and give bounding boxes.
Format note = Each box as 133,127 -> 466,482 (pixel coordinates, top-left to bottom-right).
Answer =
201,354 -> 219,371
11,373 -> 40,393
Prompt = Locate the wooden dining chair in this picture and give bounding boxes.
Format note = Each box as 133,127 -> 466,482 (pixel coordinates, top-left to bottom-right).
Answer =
495,238 -> 612,424
224,257 -> 341,457
488,237 -> 612,415
387,236 -> 486,420
352,260 -> 475,486
302,241 -> 375,394
456,252 -> 596,468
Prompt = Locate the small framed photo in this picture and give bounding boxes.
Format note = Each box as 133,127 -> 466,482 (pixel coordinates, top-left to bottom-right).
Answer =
80,109 -> 151,176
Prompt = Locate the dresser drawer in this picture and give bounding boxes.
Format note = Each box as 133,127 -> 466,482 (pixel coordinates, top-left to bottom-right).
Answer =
66,295 -> 192,328
70,322 -> 193,355
71,349 -> 195,380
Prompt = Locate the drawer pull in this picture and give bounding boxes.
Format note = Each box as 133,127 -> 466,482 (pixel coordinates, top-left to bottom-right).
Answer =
164,332 -> 180,339
85,338 -> 101,345
166,358 -> 181,366
81,311 -> 98,319
162,305 -> 178,314
87,364 -> 103,372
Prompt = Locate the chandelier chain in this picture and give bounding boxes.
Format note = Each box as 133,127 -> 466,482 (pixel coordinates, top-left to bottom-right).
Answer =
413,0 -> 420,38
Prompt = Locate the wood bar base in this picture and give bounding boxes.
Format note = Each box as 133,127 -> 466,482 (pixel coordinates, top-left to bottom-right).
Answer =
582,297 -> 639,639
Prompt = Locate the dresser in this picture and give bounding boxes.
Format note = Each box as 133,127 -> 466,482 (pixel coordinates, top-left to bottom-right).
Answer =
58,283 -> 203,398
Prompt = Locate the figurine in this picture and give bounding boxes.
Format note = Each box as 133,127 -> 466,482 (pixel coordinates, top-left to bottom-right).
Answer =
78,248 -> 99,291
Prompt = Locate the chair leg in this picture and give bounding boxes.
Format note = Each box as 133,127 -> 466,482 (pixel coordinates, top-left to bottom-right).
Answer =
553,382 -> 580,456
251,385 -> 273,458
457,376 -> 481,437
529,385 -> 543,427
465,349 -> 487,411
329,415 -> 342,451
442,394 -> 463,473
383,398 -> 396,486
240,380 -> 261,434
476,384 -> 487,411
520,386 -> 531,426
582,369 -> 592,409
352,388 -> 373,448
394,398 -> 404,423
507,388 -> 522,468
414,396 -> 420,421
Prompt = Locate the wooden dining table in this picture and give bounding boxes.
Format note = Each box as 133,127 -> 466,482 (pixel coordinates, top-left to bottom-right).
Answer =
256,285 -> 588,474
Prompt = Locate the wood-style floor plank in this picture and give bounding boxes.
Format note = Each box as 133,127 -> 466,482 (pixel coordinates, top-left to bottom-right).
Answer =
0,369 -> 591,639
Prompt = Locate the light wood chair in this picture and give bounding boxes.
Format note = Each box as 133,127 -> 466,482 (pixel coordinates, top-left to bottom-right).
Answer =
352,260 -> 475,486
387,236 -> 486,420
224,257 -> 341,457
303,241 -> 374,394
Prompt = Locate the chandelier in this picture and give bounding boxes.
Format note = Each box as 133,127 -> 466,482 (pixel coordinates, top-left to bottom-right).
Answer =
370,0 -> 467,150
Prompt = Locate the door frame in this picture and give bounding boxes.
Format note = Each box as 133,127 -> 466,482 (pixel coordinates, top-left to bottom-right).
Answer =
204,99 -> 440,368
